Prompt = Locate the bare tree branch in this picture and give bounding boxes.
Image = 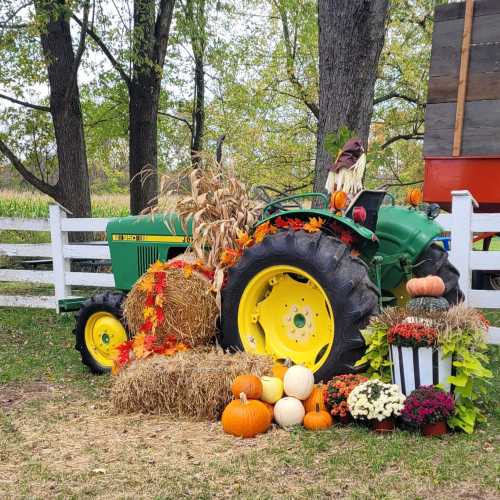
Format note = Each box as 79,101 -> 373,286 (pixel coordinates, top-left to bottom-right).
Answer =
0,138 -> 56,197
274,1 -> 319,119
72,14 -> 132,89
374,92 -> 422,106
381,133 -> 424,149
158,110 -> 193,132
0,1 -> 31,28
0,92 -> 50,112
377,179 -> 423,190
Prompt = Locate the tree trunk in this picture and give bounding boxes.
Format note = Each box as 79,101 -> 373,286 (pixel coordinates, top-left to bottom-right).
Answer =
314,0 -> 389,193
36,0 -> 91,218
128,0 -> 175,214
191,50 -> 205,162
129,81 -> 159,214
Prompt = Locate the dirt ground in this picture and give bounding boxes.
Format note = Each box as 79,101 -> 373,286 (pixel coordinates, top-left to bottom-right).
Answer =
1,381 -> 498,500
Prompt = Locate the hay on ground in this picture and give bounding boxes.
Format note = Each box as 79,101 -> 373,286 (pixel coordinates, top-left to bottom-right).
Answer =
123,260 -> 218,346
111,348 -> 273,420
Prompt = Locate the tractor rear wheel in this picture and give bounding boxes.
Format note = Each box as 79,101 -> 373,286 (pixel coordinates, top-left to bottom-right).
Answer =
220,230 -> 379,382
74,291 -> 129,374
414,244 -> 464,304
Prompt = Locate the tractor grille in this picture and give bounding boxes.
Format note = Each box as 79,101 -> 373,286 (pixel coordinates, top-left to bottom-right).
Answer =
137,245 -> 160,276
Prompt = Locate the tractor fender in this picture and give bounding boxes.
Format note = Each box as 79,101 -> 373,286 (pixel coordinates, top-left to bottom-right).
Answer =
257,209 -> 379,257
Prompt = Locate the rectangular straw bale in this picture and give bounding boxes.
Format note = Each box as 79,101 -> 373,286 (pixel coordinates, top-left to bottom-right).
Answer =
111,348 -> 273,421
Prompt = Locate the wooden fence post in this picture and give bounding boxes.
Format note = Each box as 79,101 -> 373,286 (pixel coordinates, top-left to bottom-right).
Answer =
448,190 -> 477,305
49,204 -> 71,312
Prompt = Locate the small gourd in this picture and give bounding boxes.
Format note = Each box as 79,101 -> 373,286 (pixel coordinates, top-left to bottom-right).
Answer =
303,384 -> 326,413
221,392 -> 271,438
406,188 -> 423,206
261,376 -> 284,404
274,397 -> 305,427
303,403 -> 333,431
283,365 -> 315,400
408,296 -> 449,313
406,275 -> 445,298
231,375 -> 263,399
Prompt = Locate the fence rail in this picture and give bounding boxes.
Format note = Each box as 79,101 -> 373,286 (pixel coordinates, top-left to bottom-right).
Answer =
436,190 -> 500,345
0,196 -> 499,344
0,204 -> 114,311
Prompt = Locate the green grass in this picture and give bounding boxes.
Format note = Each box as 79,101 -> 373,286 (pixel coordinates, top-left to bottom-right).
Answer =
0,307 -> 498,499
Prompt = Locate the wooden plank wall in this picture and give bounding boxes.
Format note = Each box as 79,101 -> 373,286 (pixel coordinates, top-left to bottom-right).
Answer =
424,0 -> 500,156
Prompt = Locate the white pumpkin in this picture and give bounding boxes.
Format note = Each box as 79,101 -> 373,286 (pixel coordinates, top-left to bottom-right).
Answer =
283,365 -> 315,400
273,397 -> 305,427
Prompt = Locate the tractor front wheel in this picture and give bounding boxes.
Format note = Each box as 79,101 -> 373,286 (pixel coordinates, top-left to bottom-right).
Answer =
74,291 -> 129,374
414,244 -> 464,304
220,230 -> 379,382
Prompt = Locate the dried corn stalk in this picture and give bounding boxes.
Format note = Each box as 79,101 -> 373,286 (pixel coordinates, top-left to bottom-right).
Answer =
156,157 -> 263,304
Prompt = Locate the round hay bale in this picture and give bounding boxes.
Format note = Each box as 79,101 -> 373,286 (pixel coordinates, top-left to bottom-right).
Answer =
111,348 -> 273,420
123,256 -> 218,346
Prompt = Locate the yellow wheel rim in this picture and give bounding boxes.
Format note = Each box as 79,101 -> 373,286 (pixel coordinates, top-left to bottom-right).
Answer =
237,265 -> 334,373
84,312 -> 128,368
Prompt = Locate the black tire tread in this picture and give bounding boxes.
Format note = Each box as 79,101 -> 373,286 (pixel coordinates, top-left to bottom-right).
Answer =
221,230 -> 379,382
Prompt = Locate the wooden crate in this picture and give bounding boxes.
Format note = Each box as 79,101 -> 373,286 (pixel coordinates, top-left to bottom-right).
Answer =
424,0 -> 500,156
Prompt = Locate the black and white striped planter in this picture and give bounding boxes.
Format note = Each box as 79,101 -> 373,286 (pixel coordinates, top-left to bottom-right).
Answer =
389,345 -> 452,395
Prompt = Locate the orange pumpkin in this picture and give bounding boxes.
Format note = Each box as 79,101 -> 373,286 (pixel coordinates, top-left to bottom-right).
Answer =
406,188 -> 423,206
303,385 -> 326,413
303,403 -> 333,431
261,401 -> 274,423
231,375 -> 263,399
222,393 -> 271,438
406,275 -> 445,298
272,363 -> 288,381
330,191 -> 348,211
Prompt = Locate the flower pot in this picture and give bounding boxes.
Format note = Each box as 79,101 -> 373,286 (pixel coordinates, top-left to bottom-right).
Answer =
389,345 -> 452,396
337,414 -> 351,425
422,420 -> 448,437
372,418 -> 395,433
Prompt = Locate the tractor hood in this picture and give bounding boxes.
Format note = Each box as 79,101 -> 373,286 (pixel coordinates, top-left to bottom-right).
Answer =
375,205 -> 443,290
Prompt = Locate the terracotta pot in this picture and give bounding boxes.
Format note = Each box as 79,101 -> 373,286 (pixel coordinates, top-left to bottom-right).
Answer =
372,418 -> 395,433
422,420 -> 447,437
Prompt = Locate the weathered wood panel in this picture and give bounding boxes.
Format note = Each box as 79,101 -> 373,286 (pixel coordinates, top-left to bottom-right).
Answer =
426,100 -> 500,129
432,13 -> 500,48
428,72 -> 500,103
435,0 -> 500,22
423,128 -> 453,156
425,125 -> 500,156
430,42 -> 500,78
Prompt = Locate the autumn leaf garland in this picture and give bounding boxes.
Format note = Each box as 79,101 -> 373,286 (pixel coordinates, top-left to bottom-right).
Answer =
219,215 -> 360,269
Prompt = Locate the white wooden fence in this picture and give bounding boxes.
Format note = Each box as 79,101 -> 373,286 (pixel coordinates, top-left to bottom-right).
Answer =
436,190 -> 500,345
0,195 -> 499,343
0,204 -> 114,311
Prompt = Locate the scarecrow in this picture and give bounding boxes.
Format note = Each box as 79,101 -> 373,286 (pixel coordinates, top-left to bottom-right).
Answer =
325,138 -> 366,201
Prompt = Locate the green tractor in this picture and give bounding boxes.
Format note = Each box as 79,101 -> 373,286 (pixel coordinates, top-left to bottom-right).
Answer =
70,188 -> 462,381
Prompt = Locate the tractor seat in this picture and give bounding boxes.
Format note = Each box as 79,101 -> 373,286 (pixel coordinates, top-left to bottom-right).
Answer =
344,190 -> 387,232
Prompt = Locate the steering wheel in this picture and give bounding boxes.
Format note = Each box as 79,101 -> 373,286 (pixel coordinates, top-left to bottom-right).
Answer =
252,185 -> 303,212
